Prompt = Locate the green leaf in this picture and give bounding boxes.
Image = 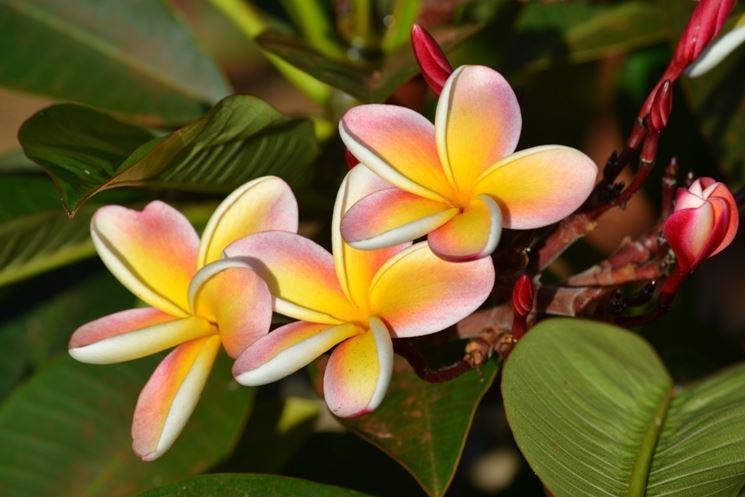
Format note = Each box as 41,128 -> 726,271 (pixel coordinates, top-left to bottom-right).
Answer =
19,96 -> 318,215
502,318 -> 745,497
337,356 -> 498,497
0,0 -> 230,123
256,24 -> 482,103
0,175 -> 97,287
0,149 -> 40,173
0,352 -> 254,497
135,474 -> 375,497
505,2 -> 666,73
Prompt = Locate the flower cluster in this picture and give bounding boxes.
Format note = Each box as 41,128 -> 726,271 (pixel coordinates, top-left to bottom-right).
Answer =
73,43 -> 703,461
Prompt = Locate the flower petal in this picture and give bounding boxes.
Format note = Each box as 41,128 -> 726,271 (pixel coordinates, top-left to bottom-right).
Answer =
189,259 -> 272,358
702,180 -> 739,256
132,335 -> 220,461
233,321 -> 363,385
333,165 -> 411,306
341,188 -> 458,250
323,316 -> 393,418
225,232 -> 359,324
435,65 -> 521,193
340,104 -> 453,201
475,145 -> 597,229
198,176 -> 299,267
91,202 -> 199,316
369,243 -> 495,337
428,194 -> 503,261
69,308 -> 213,364
664,200 -> 721,270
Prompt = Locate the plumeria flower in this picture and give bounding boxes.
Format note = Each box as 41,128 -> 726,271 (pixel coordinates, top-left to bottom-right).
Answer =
338,65 -> 598,262
224,165 -> 495,417
68,177 -> 297,460
664,177 -> 739,273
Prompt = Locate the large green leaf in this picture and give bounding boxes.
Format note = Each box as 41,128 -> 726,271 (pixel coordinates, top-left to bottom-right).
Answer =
19,95 -> 317,215
504,2 -> 666,73
135,474 -> 374,497
338,355 -> 498,497
0,0 -> 230,123
502,318 -> 745,497
256,24 -> 482,103
0,352 -> 254,497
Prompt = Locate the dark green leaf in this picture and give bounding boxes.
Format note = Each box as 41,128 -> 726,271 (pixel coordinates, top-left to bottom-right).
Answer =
135,474 -> 375,497
257,24 -> 482,102
338,356 -> 498,497
502,318 -> 745,497
0,352 -> 254,497
504,2 -> 666,73
0,0 -> 230,123
19,96 -> 318,215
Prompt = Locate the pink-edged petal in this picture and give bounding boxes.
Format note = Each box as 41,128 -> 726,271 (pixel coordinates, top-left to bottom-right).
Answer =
198,176 -> 299,267
132,335 -> 220,461
435,65 -> 521,194
475,145 -> 598,229
369,243 -> 495,337
69,308 -> 213,364
341,188 -> 458,250
664,201 -> 723,271
233,321 -> 363,385
225,232 -> 359,324
427,194 -> 502,261
189,259 -> 272,358
702,181 -> 739,255
333,165 -> 410,305
323,316 -> 393,418
340,104 -> 453,202
91,202 -> 199,316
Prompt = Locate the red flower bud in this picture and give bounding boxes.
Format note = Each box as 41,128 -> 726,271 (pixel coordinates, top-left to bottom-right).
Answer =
411,24 -> 453,95
648,80 -> 673,132
663,177 -> 739,272
673,0 -> 736,72
512,275 -> 534,319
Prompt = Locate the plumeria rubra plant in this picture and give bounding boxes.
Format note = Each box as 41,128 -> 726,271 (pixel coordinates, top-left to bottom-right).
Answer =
2,1 -> 745,497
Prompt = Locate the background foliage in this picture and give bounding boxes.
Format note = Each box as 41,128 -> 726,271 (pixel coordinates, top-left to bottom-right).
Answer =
1,1 -> 744,496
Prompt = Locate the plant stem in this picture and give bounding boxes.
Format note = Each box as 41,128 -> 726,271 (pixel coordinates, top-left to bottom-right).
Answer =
209,0 -> 332,103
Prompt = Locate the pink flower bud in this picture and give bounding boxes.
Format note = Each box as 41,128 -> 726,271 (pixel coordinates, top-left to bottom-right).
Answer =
648,80 -> 673,132
663,177 -> 739,272
411,24 -> 453,95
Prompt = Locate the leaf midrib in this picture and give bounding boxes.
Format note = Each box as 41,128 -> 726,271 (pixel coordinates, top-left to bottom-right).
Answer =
627,385 -> 676,497
5,1 -> 217,104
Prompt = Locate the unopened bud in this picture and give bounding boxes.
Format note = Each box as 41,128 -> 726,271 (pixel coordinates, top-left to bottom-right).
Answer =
411,24 -> 453,95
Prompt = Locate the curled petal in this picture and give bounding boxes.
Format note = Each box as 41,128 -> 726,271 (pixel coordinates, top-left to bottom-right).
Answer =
369,243 -> 495,337
427,194 -> 502,262
91,202 -> 199,316
198,176 -> 298,267
675,188 -> 707,210
69,308 -> 213,364
324,317 -> 393,418
699,179 -> 739,255
132,335 -> 220,461
189,259 -> 272,358
475,145 -> 597,229
436,65 -> 521,192
333,165 -> 410,305
340,104 -> 452,201
225,232 -> 359,324
233,321 -> 362,385
341,188 -> 457,250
